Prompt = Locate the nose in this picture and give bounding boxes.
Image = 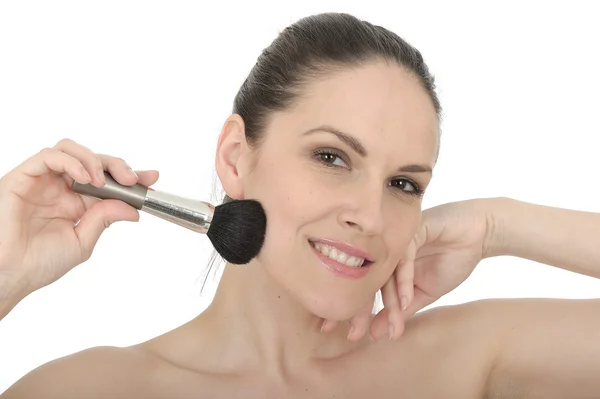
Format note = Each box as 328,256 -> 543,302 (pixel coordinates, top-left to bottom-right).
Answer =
338,185 -> 385,235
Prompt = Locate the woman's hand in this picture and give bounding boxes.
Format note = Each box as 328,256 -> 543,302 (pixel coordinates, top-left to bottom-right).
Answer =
323,198 -> 497,340
320,238 -> 417,341
0,139 -> 159,300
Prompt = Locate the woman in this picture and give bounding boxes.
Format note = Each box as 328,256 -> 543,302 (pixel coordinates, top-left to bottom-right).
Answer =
1,12 -> 599,398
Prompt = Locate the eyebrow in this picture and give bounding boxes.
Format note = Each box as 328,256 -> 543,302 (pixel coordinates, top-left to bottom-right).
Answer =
302,125 -> 433,174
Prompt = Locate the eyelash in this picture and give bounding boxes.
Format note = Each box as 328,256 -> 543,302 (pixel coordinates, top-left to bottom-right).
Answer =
312,149 -> 425,197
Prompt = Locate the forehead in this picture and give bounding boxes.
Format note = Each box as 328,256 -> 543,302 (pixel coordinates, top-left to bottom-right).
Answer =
273,62 -> 439,164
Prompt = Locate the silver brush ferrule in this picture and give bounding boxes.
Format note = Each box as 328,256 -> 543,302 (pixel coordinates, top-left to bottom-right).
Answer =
71,172 -> 214,234
142,190 -> 213,233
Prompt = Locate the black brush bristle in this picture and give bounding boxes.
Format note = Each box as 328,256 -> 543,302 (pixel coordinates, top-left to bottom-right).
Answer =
206,199 -> 267,264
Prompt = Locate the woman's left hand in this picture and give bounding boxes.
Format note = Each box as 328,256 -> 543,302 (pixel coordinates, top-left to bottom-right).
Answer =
320,238 -> 417,341
319,239 -> 416,341
321,198 -> 497,341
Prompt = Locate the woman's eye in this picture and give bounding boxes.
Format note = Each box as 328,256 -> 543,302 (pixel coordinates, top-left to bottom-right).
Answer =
314,150 -> 347,168
391,178 -> 423,196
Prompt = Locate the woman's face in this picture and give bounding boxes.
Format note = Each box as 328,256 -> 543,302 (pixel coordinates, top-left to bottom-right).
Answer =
235,61 -> 438,320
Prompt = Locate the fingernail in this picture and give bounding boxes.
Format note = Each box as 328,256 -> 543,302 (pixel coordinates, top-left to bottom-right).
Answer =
401,296 -> 409,311
388,324 -> 395,339
128,167 -> 138,177
80,167 -> 91,182
347,326 -> 355,340
97,170 -> 106,183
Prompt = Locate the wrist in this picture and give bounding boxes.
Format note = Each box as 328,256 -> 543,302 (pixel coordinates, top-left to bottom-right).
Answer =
0,265 -> 31,318
481,197 -> 513,259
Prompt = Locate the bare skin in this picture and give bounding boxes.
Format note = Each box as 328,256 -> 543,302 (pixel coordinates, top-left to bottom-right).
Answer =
5,295 -> 600,399
0,300 -> 495,399
2,62 -> 600,398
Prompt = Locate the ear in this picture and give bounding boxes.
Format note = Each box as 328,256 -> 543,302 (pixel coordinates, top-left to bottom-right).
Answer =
215,114 -> 248,200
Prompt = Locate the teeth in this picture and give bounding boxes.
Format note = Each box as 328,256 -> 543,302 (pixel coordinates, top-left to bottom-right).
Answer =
313,242 -> 366,267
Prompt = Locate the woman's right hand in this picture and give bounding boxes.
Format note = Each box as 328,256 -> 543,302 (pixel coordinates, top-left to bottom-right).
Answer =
0,138 -> 159,297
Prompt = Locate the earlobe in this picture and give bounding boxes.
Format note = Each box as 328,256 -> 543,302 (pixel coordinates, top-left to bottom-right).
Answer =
215,114 -> 247,200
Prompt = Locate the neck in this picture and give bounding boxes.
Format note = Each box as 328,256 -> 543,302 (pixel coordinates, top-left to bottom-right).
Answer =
196,259 -> 358,376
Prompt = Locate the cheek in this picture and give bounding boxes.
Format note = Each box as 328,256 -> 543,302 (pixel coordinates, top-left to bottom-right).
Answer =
245,161 -> 320,252
384,209 -> 421,259
246,154 -> 325,225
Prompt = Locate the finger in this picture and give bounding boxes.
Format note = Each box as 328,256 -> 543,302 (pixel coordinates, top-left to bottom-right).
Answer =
380,277 -> 405,340
95,153 -> 141,187
403,286 -> 436,319
134,170 -> 160,187
53,139 -> 108,187
52,139 -> 143,189
320,319 -> 338,333
369,307 -> 389,340
396,243 -> 416,312
371,288 -> 435,339
346,296 -> 375,341
74,199 -> 140,261
15,147 -> 93,185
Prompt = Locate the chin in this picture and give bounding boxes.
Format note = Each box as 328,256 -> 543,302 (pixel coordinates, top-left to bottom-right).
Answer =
261,239 -> 381,320
300,290 -> 372,322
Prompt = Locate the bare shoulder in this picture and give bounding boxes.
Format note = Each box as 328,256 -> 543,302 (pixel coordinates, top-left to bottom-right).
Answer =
371,299 -> 504,398
1,345 -> 168,399
402,297 -> 501,349
396,297 -> 600,399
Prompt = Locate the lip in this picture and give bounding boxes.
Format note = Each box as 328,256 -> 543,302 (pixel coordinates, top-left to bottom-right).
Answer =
309,241 -> 372,279
308,237 -> 375,262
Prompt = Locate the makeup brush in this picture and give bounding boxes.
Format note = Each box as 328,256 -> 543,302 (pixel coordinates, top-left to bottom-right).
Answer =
71,171 -> 266,265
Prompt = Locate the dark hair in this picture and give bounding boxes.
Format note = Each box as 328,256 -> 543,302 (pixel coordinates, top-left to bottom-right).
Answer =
201,12 -> 442,290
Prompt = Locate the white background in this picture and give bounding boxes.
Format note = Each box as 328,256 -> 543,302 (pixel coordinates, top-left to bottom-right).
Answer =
1,0 -> 599,391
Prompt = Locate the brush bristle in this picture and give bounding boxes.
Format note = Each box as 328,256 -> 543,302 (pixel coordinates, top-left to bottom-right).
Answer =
206,199 -> 267,264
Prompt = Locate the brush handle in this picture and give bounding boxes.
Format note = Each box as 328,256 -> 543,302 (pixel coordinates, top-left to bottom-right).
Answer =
71,171 -> 214,233
72,171 -> 147,209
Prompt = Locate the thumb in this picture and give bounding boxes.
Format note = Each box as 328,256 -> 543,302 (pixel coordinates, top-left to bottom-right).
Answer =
74,199 -> 140,260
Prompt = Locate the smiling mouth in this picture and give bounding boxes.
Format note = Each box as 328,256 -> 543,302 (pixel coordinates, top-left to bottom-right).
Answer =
308,240 -> 374,268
